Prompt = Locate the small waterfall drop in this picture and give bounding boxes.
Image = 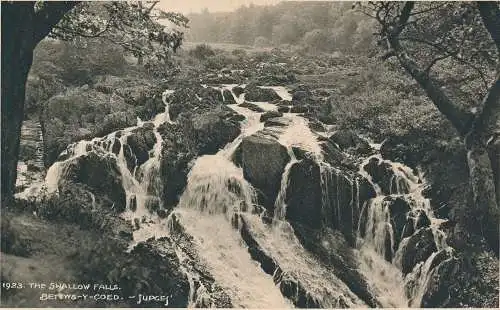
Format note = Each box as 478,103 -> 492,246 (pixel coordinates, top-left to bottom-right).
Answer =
357,153 -> 452,307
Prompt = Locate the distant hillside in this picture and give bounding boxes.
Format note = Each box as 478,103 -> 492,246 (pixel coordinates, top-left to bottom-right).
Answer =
184,1 -> 376,54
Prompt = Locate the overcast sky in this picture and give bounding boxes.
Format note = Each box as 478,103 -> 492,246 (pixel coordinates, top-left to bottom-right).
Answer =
157,0 -> 328,14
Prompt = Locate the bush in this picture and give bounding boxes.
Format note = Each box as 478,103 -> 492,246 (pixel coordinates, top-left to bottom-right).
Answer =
188,43 -> 216,60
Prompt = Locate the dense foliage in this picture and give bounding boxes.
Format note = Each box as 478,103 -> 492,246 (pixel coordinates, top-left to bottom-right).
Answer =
185,2 -> 376,54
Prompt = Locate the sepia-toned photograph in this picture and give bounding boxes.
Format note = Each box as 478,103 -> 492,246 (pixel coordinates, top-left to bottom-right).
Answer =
1,0 -> 499,308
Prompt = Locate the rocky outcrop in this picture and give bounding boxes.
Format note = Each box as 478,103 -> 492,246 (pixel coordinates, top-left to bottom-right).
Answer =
126,125 -> 157,168
238,102 -> 265,112
60,151 -> 127,212
420,250 -> 499,308
329,130 -> 372,155
241,132 -> 290,209
34,183 -> 132,240
159,107 -> 241,208
285,158 -> 323,228
222,89 -> 236,104
263,117 -> 291,128
41,79 -> 166,167
260,111 -> 283,122
128,239 -> 191,307
363,157 -> 411,195
245,85 -> 280,102
399,228 -> 438,274
233,86 -> 245,97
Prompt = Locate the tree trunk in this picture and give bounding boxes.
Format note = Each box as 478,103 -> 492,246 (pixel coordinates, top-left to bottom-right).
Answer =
467,145 -> 500,253
1,4 -> 35,206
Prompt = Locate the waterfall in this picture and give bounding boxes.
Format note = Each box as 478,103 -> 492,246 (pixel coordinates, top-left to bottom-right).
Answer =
273,148 -> 297,222
357,154 -> 452,307
16,81 -> 454,308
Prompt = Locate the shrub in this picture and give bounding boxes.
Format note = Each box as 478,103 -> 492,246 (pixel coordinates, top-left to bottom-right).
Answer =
188,43 -> 216,60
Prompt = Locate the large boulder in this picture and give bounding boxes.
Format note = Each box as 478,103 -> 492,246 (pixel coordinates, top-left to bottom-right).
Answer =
241,132 -> 290,209
233,86 -> 245,97
60,151 -> 127,212
35,183 -> 133,240
420,250 -> 499,308
245,85 -> 280,102
329,130 -> 372,155
238,101 -> 265,113
363,157 -> 410,195
291,90 -> 312,103
285,158 -> 322,228
125,125 -> 157,167
222,89 -> 236,104
264,117 -> 291,128
260,111 -> 283,122
128,239 -> 191,307
399,228 -> 438,274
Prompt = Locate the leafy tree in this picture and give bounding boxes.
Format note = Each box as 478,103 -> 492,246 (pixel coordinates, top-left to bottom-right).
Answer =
1,1 -> 188,205
357,1 -> 500,252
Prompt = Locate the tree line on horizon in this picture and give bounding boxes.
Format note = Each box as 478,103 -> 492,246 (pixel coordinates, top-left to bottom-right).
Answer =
185,1 -> 376,53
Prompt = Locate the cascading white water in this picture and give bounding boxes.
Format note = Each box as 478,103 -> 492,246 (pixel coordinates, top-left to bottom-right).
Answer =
273,148 -> 297,222
357,152 -> 452,307
17,80 -> 453,308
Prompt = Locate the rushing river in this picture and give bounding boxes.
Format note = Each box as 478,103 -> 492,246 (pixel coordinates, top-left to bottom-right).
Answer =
16,84 -> 451,308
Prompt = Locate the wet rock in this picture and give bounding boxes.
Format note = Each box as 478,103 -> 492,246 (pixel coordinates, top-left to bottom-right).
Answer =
129,239 -> 190,307
420,250 -> 499,308
363,157 -> 404,195
126,126 -> 157,166
400,228 -> 438,274
231,143 -> 243,167
241,132 -> 290,209
308,120 -> 326,132
387,196 -> 412,252
96,111 -> 137,137
111,138 -> 121,154
277,106 -> 290,113
264,117 -> 290,128
232,86 -> 245,97
200,87 -> 224,103
292,146 -> 309,160
353,177 -> 377,237
245,85 -> 280,102
190,108 -> 241,154
329,129 -> 372,155
292,90 -> 312,103
239,215 -> 278,275
260,111 -> 283,122
123,144 -> 136,172
320,141 -> 347,166
290,222 -> 380,308
129,194 -> 137,212
37,183 -> 133,240
238,101 -> 265,112
61,151 -> 127,212
285,158 -> 322,228
222,89 -> 236,104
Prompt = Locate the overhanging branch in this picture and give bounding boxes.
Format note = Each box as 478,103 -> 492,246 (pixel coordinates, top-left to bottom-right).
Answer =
33,1 -> 81,44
